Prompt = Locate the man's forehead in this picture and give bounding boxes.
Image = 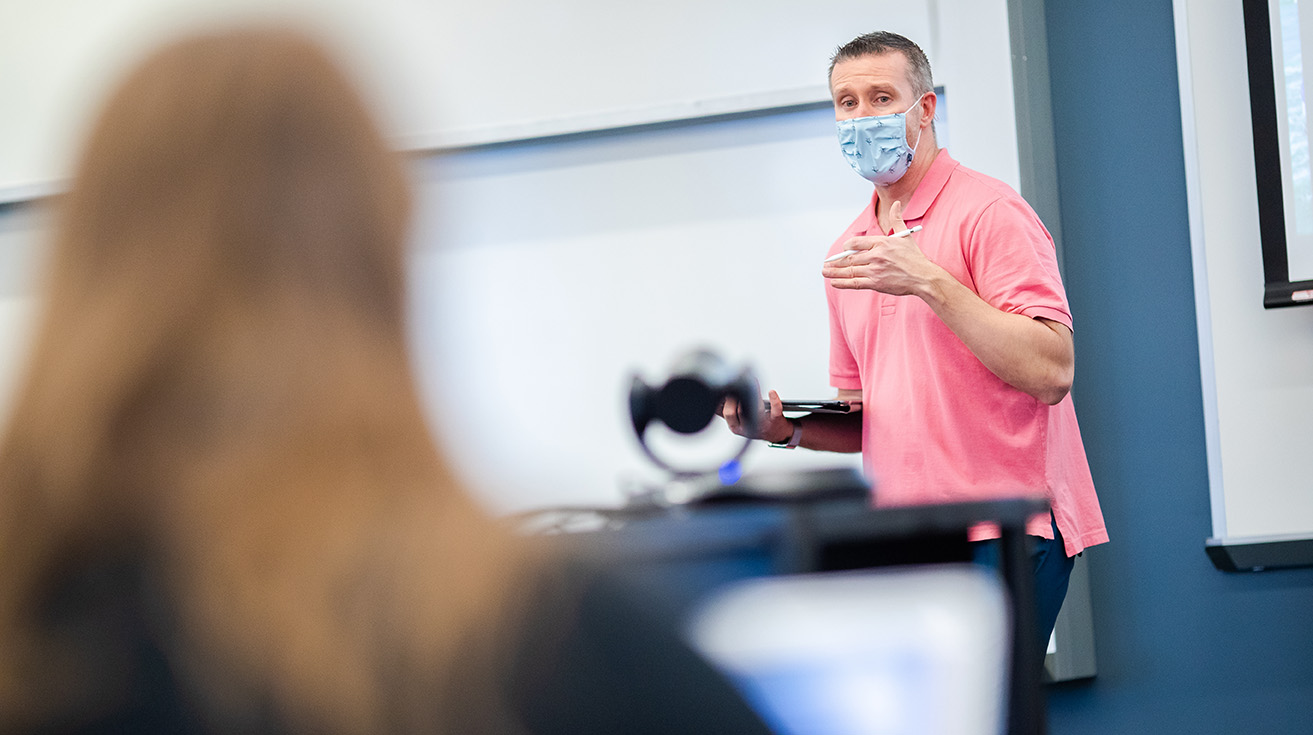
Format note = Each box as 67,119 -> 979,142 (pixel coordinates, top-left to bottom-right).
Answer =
830,51 -> 911,87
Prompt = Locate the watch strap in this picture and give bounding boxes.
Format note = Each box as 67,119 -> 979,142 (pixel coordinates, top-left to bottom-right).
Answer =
768,419 -> 803,449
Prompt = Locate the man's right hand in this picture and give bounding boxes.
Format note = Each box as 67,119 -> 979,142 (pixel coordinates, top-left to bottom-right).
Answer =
719,389 -> 794,443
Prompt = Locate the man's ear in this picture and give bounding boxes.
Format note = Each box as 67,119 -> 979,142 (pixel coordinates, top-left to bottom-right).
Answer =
919,92 -> 937,129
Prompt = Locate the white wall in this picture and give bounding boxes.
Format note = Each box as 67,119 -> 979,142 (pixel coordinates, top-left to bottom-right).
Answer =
1176,1 -> 1313,542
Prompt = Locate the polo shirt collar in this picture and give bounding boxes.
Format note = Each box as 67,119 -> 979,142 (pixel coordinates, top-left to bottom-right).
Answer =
869,149 -> 959,225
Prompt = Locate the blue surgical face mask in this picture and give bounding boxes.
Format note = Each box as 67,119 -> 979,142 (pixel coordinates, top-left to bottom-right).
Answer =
836,97 -> 926,186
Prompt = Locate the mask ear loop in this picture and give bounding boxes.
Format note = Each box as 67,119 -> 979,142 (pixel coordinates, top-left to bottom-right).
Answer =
905,92 -> 930,155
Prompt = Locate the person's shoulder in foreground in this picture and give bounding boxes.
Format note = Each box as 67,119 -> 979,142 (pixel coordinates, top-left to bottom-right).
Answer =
445,545 -> 776,735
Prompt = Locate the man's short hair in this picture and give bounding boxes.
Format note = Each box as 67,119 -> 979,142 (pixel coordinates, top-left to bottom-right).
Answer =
828,31 -> 934,96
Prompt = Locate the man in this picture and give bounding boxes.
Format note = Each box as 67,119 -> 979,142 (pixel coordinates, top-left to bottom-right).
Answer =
722,31 -> 1107,651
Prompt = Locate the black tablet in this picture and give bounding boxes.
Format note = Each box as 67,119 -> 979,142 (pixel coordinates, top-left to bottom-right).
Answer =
764,399 -> 855,414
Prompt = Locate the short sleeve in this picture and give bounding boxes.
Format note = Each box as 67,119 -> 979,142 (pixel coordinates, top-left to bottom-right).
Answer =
964,196 -> 1073,330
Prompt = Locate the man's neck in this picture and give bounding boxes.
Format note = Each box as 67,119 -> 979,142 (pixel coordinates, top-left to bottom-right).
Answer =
874,145 -> 940,231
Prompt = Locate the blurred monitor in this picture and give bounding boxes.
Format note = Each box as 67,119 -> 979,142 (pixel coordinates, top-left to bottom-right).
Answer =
687,564 -> 1009,735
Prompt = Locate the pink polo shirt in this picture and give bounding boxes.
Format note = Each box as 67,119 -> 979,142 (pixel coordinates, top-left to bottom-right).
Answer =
827,151 -> 1108,556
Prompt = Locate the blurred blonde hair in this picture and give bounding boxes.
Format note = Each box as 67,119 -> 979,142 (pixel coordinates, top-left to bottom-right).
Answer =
0,26 -> 528,732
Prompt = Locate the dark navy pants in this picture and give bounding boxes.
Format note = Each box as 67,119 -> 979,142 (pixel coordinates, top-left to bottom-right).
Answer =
971,513 -> 1075,667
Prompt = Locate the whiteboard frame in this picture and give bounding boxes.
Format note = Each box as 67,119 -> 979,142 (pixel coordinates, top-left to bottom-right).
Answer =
1174,0 -> 1313,570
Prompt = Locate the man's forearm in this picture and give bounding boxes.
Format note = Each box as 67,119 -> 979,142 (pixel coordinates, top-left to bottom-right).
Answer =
791,411 -> 864,453
916,270 -> 1075,405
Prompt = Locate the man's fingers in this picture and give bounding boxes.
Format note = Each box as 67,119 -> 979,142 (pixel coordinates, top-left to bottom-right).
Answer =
826,277 -> 872,290
821,262 -> 863,281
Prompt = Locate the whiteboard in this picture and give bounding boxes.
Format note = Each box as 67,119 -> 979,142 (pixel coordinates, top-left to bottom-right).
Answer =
0,0 -> 938,202
1174,1 -> 1313,552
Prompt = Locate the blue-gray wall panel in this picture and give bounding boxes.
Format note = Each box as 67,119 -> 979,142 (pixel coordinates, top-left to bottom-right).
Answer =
1043,1 -> 1313,732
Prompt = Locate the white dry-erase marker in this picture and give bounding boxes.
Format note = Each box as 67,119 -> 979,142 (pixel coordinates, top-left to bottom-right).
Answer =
824,224 -> 923,263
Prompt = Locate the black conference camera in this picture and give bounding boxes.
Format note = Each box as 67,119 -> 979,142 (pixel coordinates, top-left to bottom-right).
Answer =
628,347 -> 870,506
629,348 -> 760,479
